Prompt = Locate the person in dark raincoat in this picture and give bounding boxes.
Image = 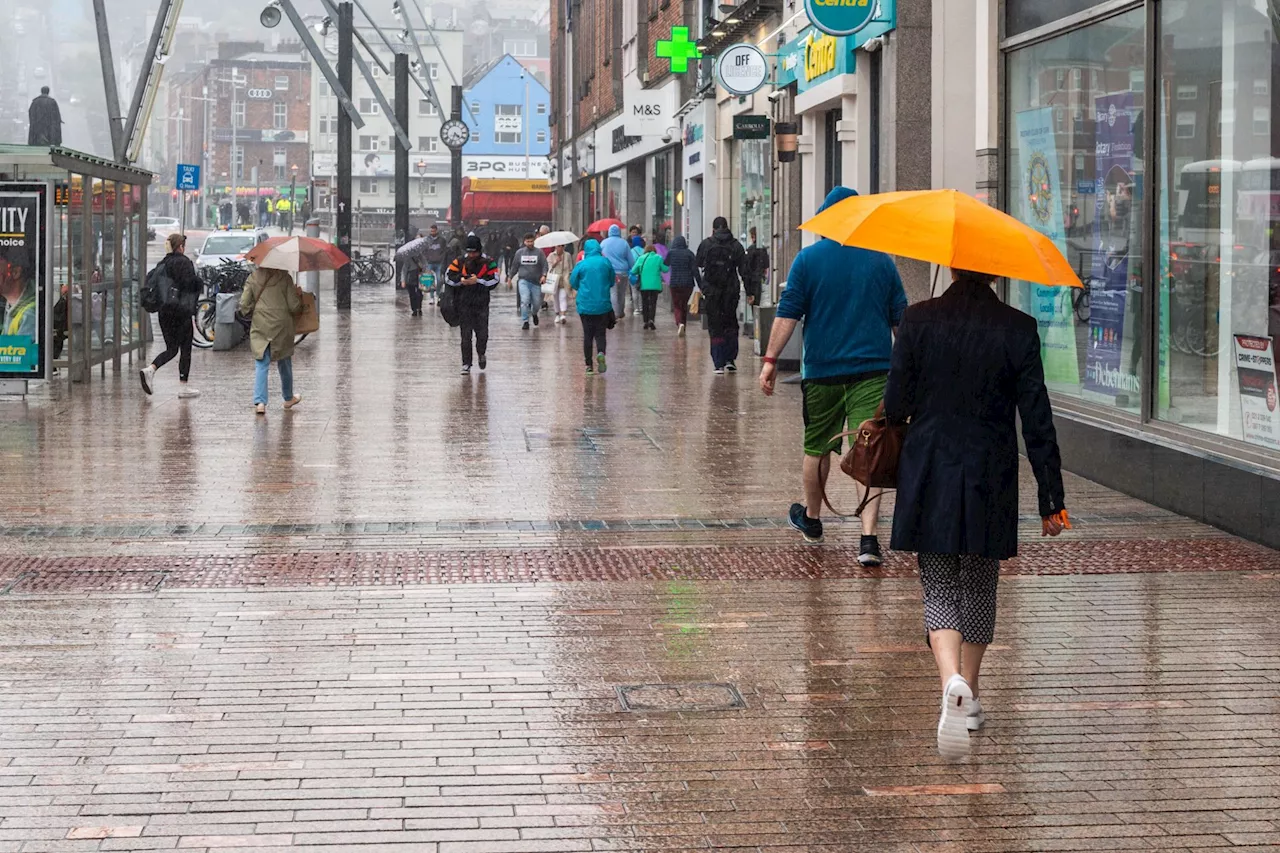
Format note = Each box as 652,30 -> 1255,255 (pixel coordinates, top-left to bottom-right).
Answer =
28,87 -> 62,146
444,235 -> 500,375
695,216 -> 748,374
883,267 -> 1067,760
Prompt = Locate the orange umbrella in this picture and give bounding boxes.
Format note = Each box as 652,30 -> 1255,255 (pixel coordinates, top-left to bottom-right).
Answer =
245,236 -> 350,272
800,189 -> 1081,288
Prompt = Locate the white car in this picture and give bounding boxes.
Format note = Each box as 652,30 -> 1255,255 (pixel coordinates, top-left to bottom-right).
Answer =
148,217 -> 181,242
194,231 -> 268,280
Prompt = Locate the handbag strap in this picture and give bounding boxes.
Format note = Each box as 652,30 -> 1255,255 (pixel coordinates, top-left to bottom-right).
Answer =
817,427 -> 887,520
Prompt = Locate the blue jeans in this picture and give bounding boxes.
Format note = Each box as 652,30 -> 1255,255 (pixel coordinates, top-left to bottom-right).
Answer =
518,279 -> 542,323
254,345 -> 294,405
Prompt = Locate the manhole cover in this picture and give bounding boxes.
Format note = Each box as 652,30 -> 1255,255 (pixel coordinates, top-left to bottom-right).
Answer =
616,683 -> 746,712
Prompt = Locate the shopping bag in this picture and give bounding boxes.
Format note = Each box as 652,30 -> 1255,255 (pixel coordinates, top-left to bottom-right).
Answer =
294,291 -> 319,335
689,288 -> 702,315
541,272 -> 559,296
418,271 -> 436,292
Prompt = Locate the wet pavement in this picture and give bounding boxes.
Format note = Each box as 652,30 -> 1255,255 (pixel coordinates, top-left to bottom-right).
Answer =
1,284 -> 1279,851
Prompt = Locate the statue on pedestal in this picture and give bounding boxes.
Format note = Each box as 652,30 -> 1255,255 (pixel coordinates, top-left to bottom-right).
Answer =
28,87 -> 63,147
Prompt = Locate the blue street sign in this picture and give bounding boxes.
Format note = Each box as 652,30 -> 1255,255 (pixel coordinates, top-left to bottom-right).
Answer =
176,164 -> 201,191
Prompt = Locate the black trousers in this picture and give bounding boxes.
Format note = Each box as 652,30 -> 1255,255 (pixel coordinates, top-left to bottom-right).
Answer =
153,309 -> 193,381
641,290 -> 659,325
459,307 -> 489,366
580,312 -> 609,364
407,281 -> 424,313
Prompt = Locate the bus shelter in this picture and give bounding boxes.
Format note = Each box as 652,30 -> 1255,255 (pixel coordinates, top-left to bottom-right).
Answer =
0,145 -> 152,387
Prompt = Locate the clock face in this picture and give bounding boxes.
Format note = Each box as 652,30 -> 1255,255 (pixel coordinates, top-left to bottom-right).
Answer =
441,119 -> 470,150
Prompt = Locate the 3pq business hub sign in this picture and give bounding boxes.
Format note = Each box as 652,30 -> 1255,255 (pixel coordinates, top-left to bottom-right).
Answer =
805,0 -> 878,37
0,183 -> 47,379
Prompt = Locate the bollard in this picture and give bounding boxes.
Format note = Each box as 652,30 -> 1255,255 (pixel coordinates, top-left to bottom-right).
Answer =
300,217 -> 321,296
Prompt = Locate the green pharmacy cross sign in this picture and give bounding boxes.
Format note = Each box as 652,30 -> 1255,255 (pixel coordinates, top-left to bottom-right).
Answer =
656,26 -> 702,73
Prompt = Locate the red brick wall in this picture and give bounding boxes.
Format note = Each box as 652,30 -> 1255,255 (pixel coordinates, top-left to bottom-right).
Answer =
206,60 -> 311,189
641,0 -> 690,86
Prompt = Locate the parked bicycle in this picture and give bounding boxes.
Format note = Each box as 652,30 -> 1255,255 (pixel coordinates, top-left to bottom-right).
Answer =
350,249 -> 395,285
193,259 -> 250,348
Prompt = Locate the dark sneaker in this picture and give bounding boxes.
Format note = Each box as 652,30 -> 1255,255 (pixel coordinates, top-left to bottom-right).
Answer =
585,364 -> 594,376
726,361 -> 738,372
478,354 -> 487,370
532,312 -> 539,326
460,364 -> 471,375
859,535 -> 883,566
522,321 -> 530,330
788,503 -> 824,544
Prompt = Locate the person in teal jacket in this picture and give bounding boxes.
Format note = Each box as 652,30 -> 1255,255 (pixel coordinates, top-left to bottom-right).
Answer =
629,245 -> 669,330
570,239 -> 615,375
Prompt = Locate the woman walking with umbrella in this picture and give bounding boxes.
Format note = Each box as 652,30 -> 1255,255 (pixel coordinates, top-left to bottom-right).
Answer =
798,189 -> 1074,759
241,235 -> 349,414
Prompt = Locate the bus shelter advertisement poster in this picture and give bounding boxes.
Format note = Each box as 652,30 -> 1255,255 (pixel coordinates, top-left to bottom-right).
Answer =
1014,108 -> 1079,386
1085,92 -> 1141,397
1234,335 -> 1280,450
0,185 -> 45,378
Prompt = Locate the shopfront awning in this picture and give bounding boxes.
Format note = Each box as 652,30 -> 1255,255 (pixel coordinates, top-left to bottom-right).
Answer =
452,183 -> 553,224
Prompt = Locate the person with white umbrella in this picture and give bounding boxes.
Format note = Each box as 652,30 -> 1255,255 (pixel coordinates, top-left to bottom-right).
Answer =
535,230 -> 579,326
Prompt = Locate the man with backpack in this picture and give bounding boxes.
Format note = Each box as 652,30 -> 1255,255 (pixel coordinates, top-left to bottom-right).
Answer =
139,232 -> 203,399
696,216 -> 748,374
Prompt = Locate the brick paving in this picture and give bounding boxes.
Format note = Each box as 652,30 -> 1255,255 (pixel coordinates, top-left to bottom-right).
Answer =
1,287 -> 1278,851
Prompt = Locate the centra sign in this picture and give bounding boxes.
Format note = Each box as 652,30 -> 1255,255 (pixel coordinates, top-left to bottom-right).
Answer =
805,0 -> 878,37
804,31 -> 838,81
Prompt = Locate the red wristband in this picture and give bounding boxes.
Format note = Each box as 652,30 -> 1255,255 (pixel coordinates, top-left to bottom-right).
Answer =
762,356 -> 778,365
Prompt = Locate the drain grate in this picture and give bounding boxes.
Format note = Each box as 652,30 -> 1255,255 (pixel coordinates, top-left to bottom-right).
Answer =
616,682 -> 747,712
2,570 -> 169,595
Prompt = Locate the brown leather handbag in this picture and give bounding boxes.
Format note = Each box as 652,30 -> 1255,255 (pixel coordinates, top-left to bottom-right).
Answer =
822,403 -> 906,518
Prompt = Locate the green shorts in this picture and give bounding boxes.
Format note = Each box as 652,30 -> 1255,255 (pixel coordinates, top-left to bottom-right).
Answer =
801,373 -> 889,457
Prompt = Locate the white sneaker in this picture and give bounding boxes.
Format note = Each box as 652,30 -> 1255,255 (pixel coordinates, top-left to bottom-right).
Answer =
967,697 -> 986,732
937,674 -> 973,759
139,365 -> 156,395
177,386 -> 200,399
677,323 -> 686,338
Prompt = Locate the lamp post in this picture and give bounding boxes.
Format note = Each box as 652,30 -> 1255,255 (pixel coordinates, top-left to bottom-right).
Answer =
289,163 -> 298,233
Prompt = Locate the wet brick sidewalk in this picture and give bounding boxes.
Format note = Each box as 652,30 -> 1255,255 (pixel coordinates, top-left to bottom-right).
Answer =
1,286 -> 1278,850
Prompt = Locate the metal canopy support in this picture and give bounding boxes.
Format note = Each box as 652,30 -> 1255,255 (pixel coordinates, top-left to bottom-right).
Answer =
406,0 -> 472,122
91,0 -> 126,159
335,1 -> 354,309
277,0 -> 365,129
350,0 -> 432,101
319,0 -> 411,150
121,0 -> 176,162
394,53 -> 410,246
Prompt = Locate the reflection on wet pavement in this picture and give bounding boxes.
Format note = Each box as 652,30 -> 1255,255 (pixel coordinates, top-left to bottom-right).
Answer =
1,286 -> 1278,850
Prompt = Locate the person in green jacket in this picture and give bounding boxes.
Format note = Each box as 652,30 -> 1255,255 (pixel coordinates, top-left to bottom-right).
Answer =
240,266 -> 303,414
629,242 -> 669,331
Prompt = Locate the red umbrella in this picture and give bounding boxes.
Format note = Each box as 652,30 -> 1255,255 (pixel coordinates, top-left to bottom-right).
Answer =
245,236 -> 350,272
587,217 -> 625,235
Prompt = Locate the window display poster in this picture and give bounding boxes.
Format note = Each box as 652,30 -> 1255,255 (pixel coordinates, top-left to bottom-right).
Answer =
0,185 -> 45,378
1234,335 -> 1280,450
1014,108 -> 1079,385
1085,92 -> 1140,397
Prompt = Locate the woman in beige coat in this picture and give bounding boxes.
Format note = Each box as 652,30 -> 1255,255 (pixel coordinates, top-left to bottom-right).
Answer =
239,267 -> 303,415
547,244 -> 573,324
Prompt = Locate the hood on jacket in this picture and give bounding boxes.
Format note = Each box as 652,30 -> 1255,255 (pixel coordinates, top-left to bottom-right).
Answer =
819,186 -> 859,213
607,225 -> 622,238
583,239 -> 602,256
671,236 -> 688,251
630,236 -> 644,248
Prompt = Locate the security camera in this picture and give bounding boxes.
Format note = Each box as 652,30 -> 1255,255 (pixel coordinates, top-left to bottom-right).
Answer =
766,90 -> 784,103
862,35 -> 884,53
662,133 -> 673,144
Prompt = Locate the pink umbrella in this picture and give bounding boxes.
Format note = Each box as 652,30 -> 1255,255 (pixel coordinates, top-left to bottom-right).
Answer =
245,236 -> 350,272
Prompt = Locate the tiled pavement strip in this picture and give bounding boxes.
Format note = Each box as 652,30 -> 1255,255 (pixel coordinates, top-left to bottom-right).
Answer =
1,287 -> 1279,851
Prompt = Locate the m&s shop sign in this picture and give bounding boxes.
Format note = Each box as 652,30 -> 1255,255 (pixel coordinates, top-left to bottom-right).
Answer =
806,0 -> 878,37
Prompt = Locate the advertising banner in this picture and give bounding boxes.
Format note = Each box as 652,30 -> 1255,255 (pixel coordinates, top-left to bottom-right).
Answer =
1084,92 -> 1140,397
1234,335 -> 1280,450
0,184 -> 46,378
1013,108 -> 1078,385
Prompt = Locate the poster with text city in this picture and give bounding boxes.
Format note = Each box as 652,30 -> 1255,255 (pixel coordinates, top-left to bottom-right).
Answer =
0,184 -> 46,379
1013,108 -> 1078,386
1084,92 -> 1141,398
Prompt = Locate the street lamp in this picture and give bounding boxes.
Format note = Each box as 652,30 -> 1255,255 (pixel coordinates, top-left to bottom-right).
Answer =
289,163 -> 299,232
415,159 -> 427,218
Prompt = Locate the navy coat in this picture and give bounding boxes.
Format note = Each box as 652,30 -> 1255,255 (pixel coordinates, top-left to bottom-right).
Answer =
883,277 -> 1066,560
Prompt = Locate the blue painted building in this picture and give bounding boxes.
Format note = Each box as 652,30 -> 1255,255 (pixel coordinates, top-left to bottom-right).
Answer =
461,55 -> 552,180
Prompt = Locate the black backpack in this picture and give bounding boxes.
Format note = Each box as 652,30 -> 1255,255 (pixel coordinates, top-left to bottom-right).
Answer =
704,240 -> 739,285
141,260 -> 171,314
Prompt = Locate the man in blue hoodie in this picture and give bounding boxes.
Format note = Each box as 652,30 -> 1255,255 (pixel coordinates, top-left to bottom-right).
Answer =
599,224 -> 634,318
759,186 -> 908,564
571,239 -> 616,375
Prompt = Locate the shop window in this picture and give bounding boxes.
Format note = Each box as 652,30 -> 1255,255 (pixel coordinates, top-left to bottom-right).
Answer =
1157,0 -> 1280,449
1007,0 -> 1103,37
1006,8 -> 1145,415
1176,111 -> 1197,139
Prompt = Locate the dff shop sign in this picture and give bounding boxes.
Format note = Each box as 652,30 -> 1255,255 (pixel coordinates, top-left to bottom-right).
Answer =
805,0 -> 878,37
